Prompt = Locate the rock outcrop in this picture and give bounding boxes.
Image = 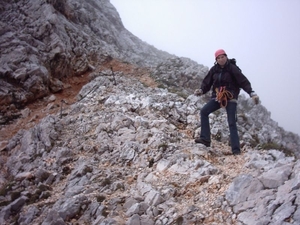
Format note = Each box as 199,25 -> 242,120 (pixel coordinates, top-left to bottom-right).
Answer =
0,0 -> 300,224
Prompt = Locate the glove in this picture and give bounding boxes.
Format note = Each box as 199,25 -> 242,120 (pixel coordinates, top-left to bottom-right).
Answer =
194,89 -> 203,96
250,92 -> 259,104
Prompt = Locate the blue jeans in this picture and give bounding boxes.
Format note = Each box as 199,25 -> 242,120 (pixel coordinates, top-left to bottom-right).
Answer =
200,99 -> 240,153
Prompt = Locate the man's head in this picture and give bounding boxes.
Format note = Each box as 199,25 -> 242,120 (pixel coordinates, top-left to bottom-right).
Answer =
215,49 -> 227,59
215,49 -> 227,67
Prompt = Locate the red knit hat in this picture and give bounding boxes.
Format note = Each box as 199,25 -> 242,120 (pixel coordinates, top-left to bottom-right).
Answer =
215,49 -> 227,59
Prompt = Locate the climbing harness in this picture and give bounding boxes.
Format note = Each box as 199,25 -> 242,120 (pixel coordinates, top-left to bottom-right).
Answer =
215,86 -> 233,108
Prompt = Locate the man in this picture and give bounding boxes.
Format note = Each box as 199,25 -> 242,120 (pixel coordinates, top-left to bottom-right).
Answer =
194,49 -> 259,155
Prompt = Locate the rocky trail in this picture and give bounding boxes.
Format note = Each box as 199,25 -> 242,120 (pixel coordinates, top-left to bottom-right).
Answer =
0,60 -> 256,224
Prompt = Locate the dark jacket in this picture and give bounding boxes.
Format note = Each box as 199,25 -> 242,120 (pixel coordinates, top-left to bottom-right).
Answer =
201,60 -> 254,100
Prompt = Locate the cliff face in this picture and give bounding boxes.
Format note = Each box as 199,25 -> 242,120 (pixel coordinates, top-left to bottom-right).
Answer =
0,1 -> 300,225
0,0 -> 171,109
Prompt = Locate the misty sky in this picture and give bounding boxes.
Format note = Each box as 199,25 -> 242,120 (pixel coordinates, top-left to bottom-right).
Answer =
110,0 -> 300,135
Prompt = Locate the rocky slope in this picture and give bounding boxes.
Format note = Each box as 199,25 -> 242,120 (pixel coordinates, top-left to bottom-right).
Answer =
0,0 -> 300,224
1,63 -> 300,225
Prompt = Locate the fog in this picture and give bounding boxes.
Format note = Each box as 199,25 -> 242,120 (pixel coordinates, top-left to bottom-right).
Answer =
110,0 -> 300,135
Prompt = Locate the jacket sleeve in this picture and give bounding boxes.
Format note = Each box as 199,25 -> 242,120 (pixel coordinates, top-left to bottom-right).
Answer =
231,65 -> 254,95
201,68 -> 214,94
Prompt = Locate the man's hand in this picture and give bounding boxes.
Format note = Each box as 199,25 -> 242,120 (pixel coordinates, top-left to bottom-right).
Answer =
250,92 -> 259,104
194,89 -> 203,96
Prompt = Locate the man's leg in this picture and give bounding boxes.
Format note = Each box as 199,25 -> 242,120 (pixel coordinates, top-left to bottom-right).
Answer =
226,101 -> 240,154
198,100 -> 220,145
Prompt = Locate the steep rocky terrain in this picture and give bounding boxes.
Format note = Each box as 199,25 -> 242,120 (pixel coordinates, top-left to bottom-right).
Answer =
0,0 -> 171,119
0,0 -> 300,225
